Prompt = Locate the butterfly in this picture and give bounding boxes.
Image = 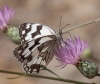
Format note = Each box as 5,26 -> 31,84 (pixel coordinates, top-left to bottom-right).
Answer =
14,23 -> 63,73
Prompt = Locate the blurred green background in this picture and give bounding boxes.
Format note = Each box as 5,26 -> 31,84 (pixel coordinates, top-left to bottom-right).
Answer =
0,0 -> 100,84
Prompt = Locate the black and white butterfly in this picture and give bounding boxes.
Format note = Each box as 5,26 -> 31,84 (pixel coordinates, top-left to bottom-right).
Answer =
14,23 -> 63,73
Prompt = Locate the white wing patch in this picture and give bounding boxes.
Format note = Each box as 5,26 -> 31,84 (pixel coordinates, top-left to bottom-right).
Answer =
40,25 -> 55,35
26,23 -> 31,29
22,30 -> 25,34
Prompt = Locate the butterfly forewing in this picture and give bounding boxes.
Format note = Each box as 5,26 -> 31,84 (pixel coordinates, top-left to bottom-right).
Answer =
19,23 -> 56,44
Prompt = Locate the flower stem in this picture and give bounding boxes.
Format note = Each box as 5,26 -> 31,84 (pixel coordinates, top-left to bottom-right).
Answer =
7,66 -> 60,79
7,73 -> 26,79
0,69 -> 92,84
62,18 -> 100,34
42,65 -> 60,78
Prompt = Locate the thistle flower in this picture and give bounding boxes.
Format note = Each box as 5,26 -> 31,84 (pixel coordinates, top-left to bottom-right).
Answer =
0,5 -> 20,44
55,36 -> 98,79
0,5 -> 15,31
56,36 -> 88,66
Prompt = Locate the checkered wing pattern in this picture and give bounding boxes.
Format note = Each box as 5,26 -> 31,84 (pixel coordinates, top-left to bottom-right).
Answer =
14,23 -> 61,73
19,23 -> 56,44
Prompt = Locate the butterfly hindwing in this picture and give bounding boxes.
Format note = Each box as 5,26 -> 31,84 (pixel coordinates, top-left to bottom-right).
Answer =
14,35 -> 57,73
22,40 -> 58,73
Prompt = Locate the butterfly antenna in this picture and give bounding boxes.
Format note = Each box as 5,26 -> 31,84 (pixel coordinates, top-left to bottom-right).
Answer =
59,15 -> 62,31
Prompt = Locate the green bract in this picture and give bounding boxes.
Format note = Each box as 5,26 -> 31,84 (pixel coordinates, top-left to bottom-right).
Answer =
6,26 -> 21,45
76,59 -> 98,79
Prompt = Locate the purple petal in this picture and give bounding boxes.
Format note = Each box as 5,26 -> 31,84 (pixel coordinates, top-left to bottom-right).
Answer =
0,9 -> 5,23
0,5 -> 15,30
55,36 -> 89,67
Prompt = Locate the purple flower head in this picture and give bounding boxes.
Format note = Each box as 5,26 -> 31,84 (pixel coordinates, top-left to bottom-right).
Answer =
55,36 -> 88,67
0,5 -> 15,31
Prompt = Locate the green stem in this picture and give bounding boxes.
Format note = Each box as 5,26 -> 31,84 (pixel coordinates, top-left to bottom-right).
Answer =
62,18 -> 100,34
7,73 -> 26,79
7,66 -> 60,79
0,69 -> 92,84
42,65 -> 60,78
